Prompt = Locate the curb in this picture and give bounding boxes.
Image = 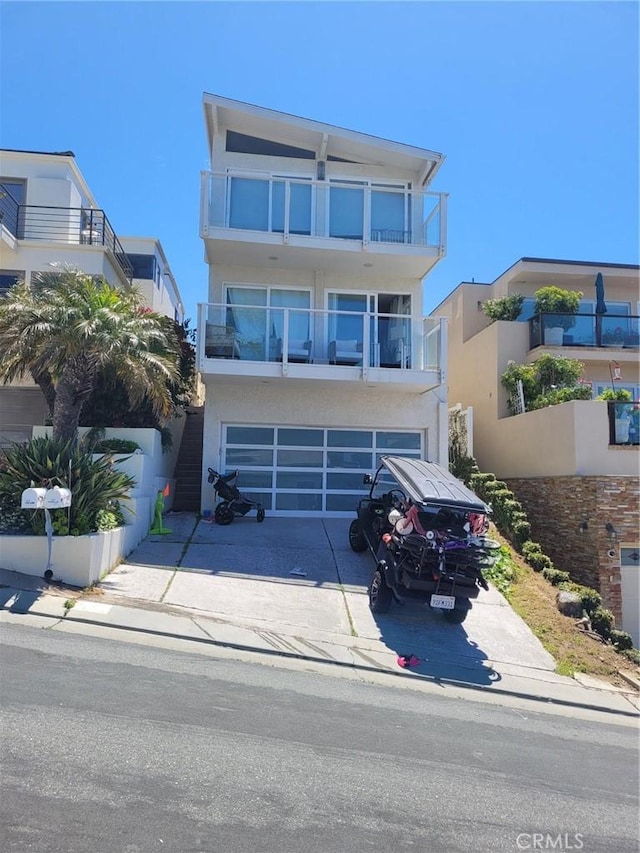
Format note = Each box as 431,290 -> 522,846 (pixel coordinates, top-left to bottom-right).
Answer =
4,601 -> 639,720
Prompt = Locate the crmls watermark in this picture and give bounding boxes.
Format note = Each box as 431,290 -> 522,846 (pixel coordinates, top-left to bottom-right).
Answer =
516,834 -> 584,850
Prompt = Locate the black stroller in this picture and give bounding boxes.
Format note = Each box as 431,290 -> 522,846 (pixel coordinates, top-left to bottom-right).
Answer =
207,468 -> 265,525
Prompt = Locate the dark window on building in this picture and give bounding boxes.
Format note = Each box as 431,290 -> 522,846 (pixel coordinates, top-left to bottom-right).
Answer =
226,131 -> 315,160
0,270 -> 23,296
0,179 -> 26,237
0,179 -> 26,204
125,253 -> 157,280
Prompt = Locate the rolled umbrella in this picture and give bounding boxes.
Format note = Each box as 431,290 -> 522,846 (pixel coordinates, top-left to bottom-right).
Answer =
595,272 -> 607,346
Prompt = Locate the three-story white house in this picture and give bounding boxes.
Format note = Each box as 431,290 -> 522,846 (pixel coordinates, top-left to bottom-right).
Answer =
198,94 -> 449,515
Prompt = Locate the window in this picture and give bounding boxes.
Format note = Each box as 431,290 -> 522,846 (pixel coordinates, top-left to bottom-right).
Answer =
226,131 -> 315,159
0,178 -> 25,237
125,254 -> 157,280
328,179 -> 409,242
0,270 -> 23,295
225,285 -> 312,360
327,291 -> 412,368
228,175 -> 312,235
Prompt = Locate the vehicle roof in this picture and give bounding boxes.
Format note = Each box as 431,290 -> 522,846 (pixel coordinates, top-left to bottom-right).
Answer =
380,456 -> 490,513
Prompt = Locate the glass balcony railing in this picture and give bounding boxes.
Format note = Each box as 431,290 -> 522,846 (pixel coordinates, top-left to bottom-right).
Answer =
608,401 -> 640,446
201,171 -> 447,250
529,313 -> 640,349
198,302 -> 442,372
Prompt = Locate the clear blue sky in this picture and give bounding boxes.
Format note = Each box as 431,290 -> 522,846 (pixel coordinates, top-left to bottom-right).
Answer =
1,1 -> 638,322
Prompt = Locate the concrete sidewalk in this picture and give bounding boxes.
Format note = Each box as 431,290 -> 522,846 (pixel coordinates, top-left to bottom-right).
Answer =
1,511 -> 639,718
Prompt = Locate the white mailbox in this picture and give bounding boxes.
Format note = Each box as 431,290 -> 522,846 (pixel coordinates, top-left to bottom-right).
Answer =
21,487 -> 47,509
43,487 -> 72,509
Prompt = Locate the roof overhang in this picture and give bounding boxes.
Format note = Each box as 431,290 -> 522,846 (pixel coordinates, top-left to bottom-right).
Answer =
203,93 -> 444,186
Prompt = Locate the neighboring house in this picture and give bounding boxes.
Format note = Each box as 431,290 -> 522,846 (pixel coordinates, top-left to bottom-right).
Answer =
0,148 -> 184,445
431,257 -> 640,644
119,235 -> 184,325
197,93 -> 449,516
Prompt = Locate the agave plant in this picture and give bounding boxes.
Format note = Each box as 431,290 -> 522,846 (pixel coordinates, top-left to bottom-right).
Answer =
0,436 -> 135,536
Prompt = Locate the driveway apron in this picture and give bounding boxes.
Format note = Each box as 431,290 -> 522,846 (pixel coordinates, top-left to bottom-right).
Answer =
102,515 -> 556,677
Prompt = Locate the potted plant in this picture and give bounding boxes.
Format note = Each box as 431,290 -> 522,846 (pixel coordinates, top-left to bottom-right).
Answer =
598,388 -> 633,443
534,286 -> 582,346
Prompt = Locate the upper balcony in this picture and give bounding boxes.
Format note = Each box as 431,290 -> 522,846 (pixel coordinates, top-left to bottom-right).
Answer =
0,184 -> 133,281
200,171 -> 447,277
197,301 -> 444,393
528,312 -> 640,365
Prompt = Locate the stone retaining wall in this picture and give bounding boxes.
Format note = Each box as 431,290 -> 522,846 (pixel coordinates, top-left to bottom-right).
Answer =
505,475 -> 639,628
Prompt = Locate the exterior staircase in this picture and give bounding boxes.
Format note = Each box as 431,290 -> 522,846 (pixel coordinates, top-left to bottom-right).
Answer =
172,406 -> 204,512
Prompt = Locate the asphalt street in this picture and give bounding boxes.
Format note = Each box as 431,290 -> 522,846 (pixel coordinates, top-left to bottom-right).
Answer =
1,623 -> 638,853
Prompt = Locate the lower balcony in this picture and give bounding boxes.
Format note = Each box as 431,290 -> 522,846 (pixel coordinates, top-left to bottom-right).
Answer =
197,302 -> 444,392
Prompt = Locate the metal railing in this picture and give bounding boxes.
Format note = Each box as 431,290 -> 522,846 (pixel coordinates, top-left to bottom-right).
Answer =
608,401 -> 640,446
201,171 -> 447,251
0,184 -> 133,280
198,301 -> 443,373
529,312 -> 640,349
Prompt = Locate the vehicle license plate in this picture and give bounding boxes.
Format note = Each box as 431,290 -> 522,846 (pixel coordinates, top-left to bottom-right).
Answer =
430,594 -> 455,610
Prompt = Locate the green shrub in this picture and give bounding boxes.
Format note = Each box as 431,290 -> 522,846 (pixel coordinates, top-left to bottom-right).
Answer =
0,436 -> 135,536
597,388 -> 633,402
511,519 -> 532,546
94,439 -> 140,454
470,472 -> 496,496
95,503 -> 126,531
481,546 -> 518,597
561,582 -> 602,614
527,551 -> 553,572
482,294 -> 525,322
529,385 -> 593,410
450,454 -> 477,485
501,353 -> 589,413
620,647 -> 640,665
542,567 -> 570,586
590,607 -> 615,639
570,584 -> 602,614
521,540 -> 543,558
609,630 -> 634,652
483,480 -> 508,493
0,495 -> 31,533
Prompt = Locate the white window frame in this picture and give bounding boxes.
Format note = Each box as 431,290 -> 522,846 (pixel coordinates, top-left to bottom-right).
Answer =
225,169 -> 315,234
325,177 -> 410,242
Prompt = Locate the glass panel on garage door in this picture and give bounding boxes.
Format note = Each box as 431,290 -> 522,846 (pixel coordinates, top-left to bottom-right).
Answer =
221,425 -> 422,514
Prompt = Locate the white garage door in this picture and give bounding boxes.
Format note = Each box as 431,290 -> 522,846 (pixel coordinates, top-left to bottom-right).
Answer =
620,546 -> 639,648
221,425 -> 423,515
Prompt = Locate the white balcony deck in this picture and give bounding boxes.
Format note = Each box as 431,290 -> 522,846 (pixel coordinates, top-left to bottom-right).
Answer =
200,172 -> 447,276
197,303 -> 445,393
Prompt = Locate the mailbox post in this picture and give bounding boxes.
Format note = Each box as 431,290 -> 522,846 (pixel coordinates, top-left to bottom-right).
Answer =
21,486 -> 72,578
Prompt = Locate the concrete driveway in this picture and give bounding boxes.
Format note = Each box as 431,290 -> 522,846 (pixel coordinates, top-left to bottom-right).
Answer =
100,513 -> 556,684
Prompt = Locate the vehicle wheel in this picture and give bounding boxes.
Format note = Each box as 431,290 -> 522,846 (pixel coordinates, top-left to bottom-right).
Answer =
368,568 -> 393,613
256,506 -> 265,523
214,502 -> 234,525
443,605 -> 469,624
348,519 -> 367,552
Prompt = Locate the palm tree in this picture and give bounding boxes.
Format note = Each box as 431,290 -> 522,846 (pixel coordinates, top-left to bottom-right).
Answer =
0,269 -> 180,442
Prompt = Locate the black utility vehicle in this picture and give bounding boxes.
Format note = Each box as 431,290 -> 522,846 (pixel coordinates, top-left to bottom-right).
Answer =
349,456 -> 499,624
